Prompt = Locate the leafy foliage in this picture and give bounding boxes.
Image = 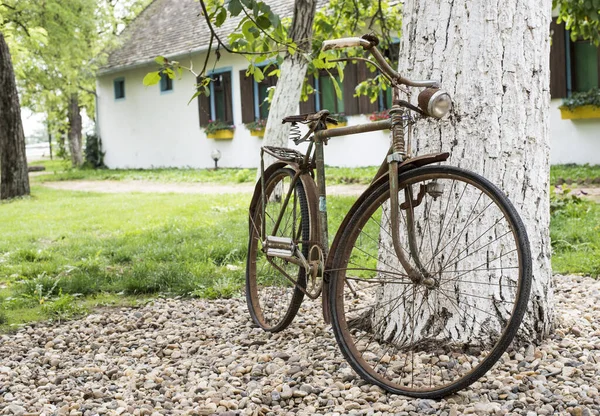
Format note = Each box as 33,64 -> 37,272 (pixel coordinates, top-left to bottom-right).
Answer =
554,0 -> 600,45
1,0 -> 151,151
204,120 -> 235,134
245,119 -> 268,132
560,88 -> 600,110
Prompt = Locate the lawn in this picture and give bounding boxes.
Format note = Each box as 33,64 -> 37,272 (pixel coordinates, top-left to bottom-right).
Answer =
2,162 -> 598,330
550,163 -> 600,185
550,189 -> 600,277
0,185 -> 354,330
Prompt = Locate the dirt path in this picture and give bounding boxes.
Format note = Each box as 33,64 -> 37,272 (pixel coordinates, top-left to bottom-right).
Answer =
41,180 -> 368,196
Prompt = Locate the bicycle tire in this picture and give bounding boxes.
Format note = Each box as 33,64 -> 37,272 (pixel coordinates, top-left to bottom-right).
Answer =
329,165 -> 532,398
246,167 -> 311,332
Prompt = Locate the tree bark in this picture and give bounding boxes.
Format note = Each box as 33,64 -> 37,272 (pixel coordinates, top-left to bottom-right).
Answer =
381,0 -> 553,343
0,32 -> 30,200
67,93 -> 84,167
261,0 -> 317,167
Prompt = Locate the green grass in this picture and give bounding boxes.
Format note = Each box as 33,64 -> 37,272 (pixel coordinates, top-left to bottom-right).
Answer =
30,159 -> 380,186
0,185 -> 356,330
550,189 -> 600,277
550,164 -> 600,185
4,162 -> 599,330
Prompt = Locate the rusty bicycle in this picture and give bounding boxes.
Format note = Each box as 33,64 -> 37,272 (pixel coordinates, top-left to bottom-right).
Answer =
245,34 -> 532,398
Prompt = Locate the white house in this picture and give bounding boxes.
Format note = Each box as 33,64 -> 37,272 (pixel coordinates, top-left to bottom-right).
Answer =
549,18 -> 600,165
96,0 -> 600,169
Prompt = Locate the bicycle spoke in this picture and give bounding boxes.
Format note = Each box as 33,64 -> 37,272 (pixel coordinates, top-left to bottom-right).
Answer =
329,168 -> 530,397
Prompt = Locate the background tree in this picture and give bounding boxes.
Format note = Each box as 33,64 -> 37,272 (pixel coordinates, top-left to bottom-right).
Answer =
394,0 -> 553,342
0,31 -> 30,199
5,0 -> 151,168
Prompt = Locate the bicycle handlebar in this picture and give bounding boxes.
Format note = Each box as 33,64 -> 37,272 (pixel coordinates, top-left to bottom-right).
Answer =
322,37 -> 372,50
322,35 -> 439,89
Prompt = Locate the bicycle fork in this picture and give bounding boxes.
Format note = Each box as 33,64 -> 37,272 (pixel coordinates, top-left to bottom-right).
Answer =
387,106 -> 436,288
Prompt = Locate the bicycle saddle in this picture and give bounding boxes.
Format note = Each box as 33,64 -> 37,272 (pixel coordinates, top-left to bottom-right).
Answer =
282,110 -> 338,125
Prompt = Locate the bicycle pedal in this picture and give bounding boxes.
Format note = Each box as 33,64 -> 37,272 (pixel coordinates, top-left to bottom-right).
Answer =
264,236 -> 295,258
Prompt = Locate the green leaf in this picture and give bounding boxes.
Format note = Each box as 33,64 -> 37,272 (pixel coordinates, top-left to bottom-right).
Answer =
215,7 -> 227,27
154,56 -> 166,65
253,67 -> 265,83
188,90 -> 204,105
329,72 -> 342,100
143,71 -> 162,86
228,0 -> 243,16
242,20 -> 254,40
268,10 -> 281,28
256,15 -> 271,29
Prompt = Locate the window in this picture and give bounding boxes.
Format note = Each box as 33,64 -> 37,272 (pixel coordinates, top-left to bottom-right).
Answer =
239,66 -> 278,123
114,78 -> 125,100
572,40 -> 599,92
316,72 -> 345,114
550,18 -> 600,98
197,69 -> 233,127
160,72 -> 173,92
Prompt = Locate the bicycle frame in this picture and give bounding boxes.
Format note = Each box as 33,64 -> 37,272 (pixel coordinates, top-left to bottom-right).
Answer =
256,106 -> 450,321
255,34 -> 452,321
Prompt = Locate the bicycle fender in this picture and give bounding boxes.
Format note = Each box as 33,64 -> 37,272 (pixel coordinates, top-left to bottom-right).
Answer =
248,162 -> 319,226
322,152 -> 449,323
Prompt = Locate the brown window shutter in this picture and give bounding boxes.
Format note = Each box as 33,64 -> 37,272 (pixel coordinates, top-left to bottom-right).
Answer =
197,76 -> 211,127
343,62 -> 360,116
299,75 -> 316,114
550,17 -> 567,98
356,60 -> 379,114
221,72 -> 234,125
239,70 -> 255,123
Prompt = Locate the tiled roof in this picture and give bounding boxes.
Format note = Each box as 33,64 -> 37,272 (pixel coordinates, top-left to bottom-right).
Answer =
100,0 -> 300,74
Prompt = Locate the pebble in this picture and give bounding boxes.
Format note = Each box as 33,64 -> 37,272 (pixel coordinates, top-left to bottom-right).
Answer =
0,275 -> 598,415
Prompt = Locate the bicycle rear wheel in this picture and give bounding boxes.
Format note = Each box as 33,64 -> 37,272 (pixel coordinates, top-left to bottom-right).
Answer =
246,167 -> 311,332
329,165 -> 531,398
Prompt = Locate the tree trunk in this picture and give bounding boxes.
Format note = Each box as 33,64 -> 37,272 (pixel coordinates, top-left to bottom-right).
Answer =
0,32 -> 30,200
67,93 -> 84,167
261,0 -> 317,167
380,0 -> 552,344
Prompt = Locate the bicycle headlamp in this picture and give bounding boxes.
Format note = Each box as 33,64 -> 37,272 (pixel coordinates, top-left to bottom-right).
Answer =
418,88 -> 452,119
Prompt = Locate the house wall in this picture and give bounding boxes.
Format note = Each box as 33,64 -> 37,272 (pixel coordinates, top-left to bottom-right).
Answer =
97,52 -> 390,169
98,53 -> 600,170
549,99 -> 600,165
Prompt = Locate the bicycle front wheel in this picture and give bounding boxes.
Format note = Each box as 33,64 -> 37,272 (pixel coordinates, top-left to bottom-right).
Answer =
329,165 -> 531,398
246,167 -> 311,332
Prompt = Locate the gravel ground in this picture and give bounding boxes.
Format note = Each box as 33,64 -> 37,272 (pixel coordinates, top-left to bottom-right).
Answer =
1,274 -> 599,416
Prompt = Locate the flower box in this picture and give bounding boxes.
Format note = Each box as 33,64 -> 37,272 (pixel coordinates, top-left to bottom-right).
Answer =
560,105 -> 600,120
207,129 -> 234,140
250,129 -> 265,137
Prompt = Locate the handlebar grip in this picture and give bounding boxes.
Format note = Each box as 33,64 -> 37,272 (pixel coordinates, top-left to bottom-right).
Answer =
322,37 -> 371,51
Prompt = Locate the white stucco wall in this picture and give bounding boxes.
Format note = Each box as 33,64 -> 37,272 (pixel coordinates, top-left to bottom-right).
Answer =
98,54 -> 600,169
97,51 -> 390,169
549,99 -> 600,165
